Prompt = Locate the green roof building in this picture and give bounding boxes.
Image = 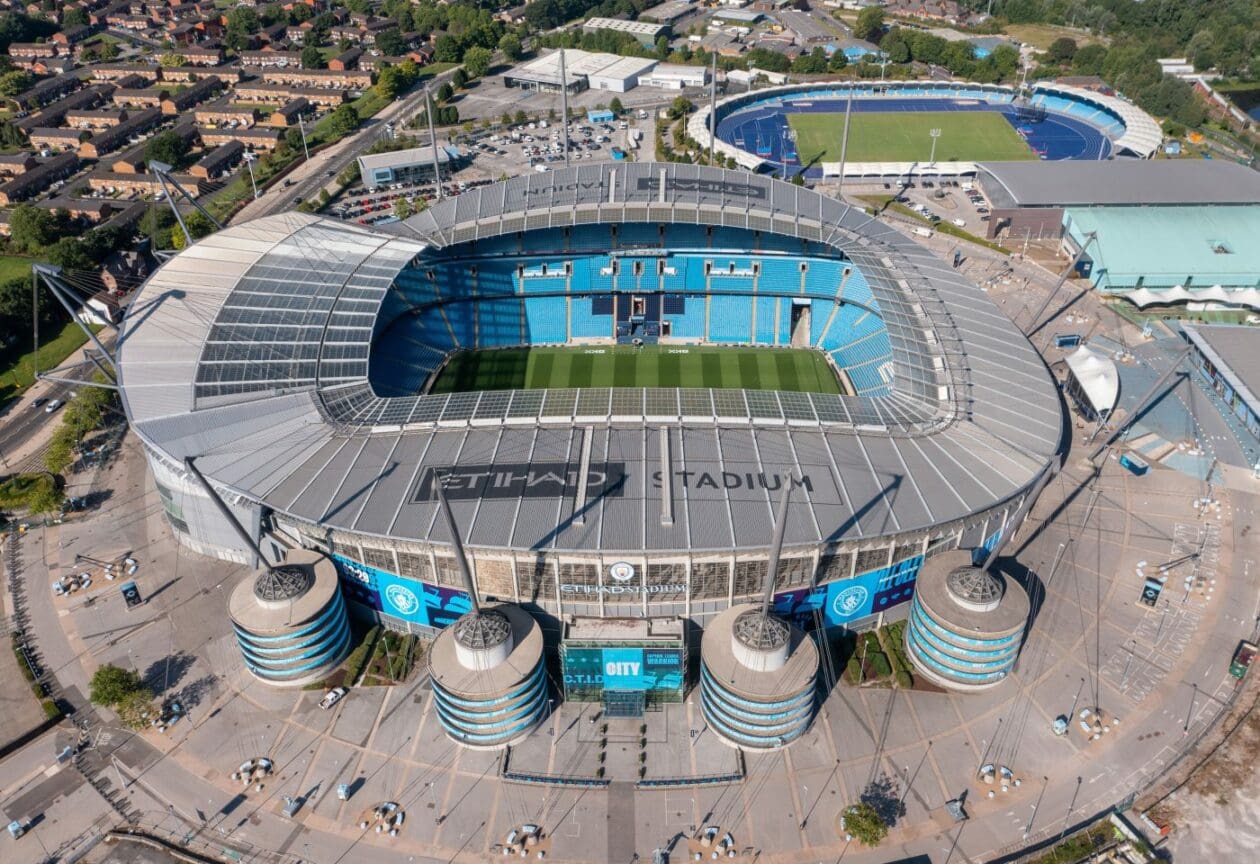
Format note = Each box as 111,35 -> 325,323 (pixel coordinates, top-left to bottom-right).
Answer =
1063,205 -> 1260,292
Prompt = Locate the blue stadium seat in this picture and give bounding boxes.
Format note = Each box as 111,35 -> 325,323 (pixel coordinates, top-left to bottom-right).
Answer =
754,296 -> 778,345
571,297 -> 610,339
524,296 -> 568,344
667,295 -> 705,340
708,295 -> 753,343
476,298 -> 524,348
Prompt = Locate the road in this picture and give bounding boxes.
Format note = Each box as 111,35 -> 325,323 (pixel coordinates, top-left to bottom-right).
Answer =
231,67 -> 461,225
0,380 -> 73,472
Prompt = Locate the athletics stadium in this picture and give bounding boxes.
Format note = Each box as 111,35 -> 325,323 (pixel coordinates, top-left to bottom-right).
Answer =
692,81 -> 1162,178
116,164 -> 1061,683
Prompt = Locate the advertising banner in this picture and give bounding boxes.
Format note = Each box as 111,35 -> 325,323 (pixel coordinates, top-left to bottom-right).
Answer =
332,554 -> 471,630
773,556 -> 923,629
562,647 -> 684,694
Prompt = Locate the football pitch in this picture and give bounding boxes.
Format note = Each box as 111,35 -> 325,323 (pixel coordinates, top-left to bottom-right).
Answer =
788,110 -> 1035,163
429,345 -> 845,395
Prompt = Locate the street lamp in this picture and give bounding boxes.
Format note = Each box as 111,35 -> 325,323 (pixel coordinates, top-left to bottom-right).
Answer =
242,152 -> 259,199
928,128 -> 941,166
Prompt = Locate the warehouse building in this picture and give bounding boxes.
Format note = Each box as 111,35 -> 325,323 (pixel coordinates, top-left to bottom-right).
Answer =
1182,325 -> 1260,442
581,17 -> 670,48
503,50 -> 658,94
639,63 -> 709,90
976,159 -> 1260,240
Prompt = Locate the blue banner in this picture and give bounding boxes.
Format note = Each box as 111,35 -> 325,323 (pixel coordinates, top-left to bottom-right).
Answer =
562,647 -> 684,694
773,556 -> 923,629
332,554 -> 472,630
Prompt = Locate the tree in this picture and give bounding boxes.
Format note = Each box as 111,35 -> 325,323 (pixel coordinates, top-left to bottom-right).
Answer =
8,203 -> 59,253
436,82 -> 454,103
451,67 -> 469,89
842,802 -> 888,846
90,664 -> 144,707
0,69 -> 32,97
463,46 -> 493,79
854,7 -> 885,43
25,475 -> 64,514
609,96 -> 623,115
224,7 -> 260,52
828,50 -> 848,72
115,689 -> 156,730
666,96 -> 693,120
790,172 -> 804,186
513,109 -> 527,125
301,44 -> 325,69
433,34 -> 460,63
328,103 -> 359,136
393,197 -> 413,219
100,41 -> 120,61
158,52 -> 183,68
791,48 -> 828,74
144,130 -> 191,167
1047,37 -> 1077,64
375,28 -> 407,57
62,8 -> 90,28
1072,43 -> 1107,76
499,32 -> 523,61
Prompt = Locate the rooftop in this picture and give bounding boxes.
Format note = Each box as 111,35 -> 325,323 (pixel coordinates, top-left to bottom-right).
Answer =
582,17 -> 669,35
1065,205 -> 1260,288
117,165 -> 1060,556
565,616 -> 685,643
356,144 -> 455,172
1183,325 -> 1260,417
978,160 -> 1260,209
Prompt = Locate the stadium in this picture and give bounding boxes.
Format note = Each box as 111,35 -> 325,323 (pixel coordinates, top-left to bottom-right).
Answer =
116,163 -> 1061,645
692,81 -> 1162,178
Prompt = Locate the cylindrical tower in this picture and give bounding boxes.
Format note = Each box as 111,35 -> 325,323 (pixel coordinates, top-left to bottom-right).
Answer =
427,603 -> 547,749
228,550 -> 352,687
906,551 -> 1030,691
700,603 -> 818,750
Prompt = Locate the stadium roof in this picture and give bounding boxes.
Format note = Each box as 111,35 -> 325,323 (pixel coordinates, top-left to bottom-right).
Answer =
1031,82 -> 1161,158
117,164 -> 1060,556
978,160 -> 1260,210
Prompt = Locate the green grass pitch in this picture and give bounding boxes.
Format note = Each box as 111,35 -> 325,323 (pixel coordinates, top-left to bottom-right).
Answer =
429,345 -> 845,395
788,110 -> 1035,164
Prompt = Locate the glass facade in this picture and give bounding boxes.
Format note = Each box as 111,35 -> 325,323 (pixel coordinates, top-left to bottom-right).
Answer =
431,661 -> 549,747
232,591 -> 352,685
698,665 -> 815,749
905,596 -> 1021,687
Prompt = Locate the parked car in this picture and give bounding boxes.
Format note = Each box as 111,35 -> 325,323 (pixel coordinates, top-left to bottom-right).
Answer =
319,687 -> 347,710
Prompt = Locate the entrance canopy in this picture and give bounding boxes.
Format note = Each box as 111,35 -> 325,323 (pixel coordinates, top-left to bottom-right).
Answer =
1065,345 -> 1119,418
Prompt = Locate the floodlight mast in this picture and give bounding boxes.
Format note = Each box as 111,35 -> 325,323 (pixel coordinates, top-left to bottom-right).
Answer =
759,482 -> 793,617
434,473 -> 479,613
184,456 -> 272,571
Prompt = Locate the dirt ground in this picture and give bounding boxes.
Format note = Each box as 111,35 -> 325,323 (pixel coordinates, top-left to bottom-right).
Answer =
1147,692 -> 1260,861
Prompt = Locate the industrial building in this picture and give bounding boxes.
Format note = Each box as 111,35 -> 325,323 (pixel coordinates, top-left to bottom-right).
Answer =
581,17 -> 671,48
1182,325 -> 1260,442
976,159 -> 1260,240
639,63 -> 709,90
356,144 -> 459,189
503,50 -> 658,94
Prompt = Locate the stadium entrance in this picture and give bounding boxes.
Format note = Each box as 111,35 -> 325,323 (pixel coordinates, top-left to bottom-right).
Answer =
559,617 -> 687,716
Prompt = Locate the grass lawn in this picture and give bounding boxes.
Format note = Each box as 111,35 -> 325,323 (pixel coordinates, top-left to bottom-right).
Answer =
1003,22 -> 1103,50
789,110 -> 1034,164
0,319 -> 97,405
0,255 -> 34,283
429,345 -> 845,395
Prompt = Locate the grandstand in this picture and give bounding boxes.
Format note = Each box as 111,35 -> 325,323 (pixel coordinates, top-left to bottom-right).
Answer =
693,80 -> 1161,177
117,163 -> 1060,641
